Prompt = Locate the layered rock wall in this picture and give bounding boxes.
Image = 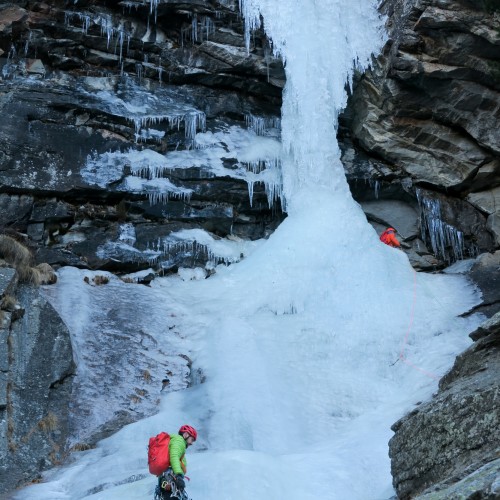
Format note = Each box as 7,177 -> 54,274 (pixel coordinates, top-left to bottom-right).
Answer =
343,0 -> 500,260
0,0 -> 286,274
2,0 -> 497,276
1,0 -> 500,496
389,312 -> 500,499
0,268 -> 75,493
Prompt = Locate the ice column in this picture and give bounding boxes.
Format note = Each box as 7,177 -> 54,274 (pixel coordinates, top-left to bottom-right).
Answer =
239,0 -> 385,210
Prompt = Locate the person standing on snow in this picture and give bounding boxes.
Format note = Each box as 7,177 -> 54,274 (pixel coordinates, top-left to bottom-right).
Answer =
380,227 -> 401,248
156,425 -> 197,499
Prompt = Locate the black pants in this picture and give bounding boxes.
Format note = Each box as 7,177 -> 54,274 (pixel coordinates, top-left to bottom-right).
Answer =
156,471 -> 187,500
156,478 -> 173,500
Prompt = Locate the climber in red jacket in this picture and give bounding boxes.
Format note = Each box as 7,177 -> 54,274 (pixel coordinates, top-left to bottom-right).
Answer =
380,227 -> 401,248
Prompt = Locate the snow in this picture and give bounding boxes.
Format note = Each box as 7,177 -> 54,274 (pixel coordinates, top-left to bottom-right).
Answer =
15,202 -> 482,499
14,1 -> 485,499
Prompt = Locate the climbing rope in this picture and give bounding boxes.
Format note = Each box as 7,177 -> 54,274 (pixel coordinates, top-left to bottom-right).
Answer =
156,470 -> 192,500
395,267 -> 439,381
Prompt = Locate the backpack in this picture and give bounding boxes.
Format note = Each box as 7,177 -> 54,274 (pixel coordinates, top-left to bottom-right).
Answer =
148,432 -> 171,476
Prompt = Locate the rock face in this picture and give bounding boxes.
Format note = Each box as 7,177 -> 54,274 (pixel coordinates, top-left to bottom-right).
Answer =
389,312 -> 500,499
0,0 -> 499,496
0,271 -> 75,494
1,0 -> 496,276
0,0 -> 286,275
343,0 -> 499,256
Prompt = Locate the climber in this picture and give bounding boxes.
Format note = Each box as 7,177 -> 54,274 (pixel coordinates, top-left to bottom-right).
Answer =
380,227 -> 401,248
155,425 -> 197,500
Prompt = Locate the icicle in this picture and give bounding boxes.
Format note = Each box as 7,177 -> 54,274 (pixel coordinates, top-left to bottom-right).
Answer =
192,15 -> 198,43
245,113 -> 281,136
127,111 -> 206,144
116,30 -> 125,62
65,10 -> 132,64
368,178 -> 380,199
157,58 -> 163,83
149,0 -> 159,24
264,43 -> 271,82
24,31 -> 32,57
416,189 -> 467,263
2,44 -> 17,79
135,63 -> 143,84
240,158 -> 283,208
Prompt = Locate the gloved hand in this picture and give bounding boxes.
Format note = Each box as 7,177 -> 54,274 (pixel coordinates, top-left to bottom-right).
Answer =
175,475 -> 185,490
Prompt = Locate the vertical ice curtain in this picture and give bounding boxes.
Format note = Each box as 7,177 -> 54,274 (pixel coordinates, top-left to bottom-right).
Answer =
239,0 -> 386,211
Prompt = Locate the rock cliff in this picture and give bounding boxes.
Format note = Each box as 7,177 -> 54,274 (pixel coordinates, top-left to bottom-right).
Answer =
389,311 -> 500,499
364,1 -> 500,497
0,0 -> 499,497
0,265 -> 75,493
343,0 -> 500,263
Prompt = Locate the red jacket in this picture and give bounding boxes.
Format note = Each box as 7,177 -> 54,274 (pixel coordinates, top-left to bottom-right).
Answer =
380,228 -> 401,248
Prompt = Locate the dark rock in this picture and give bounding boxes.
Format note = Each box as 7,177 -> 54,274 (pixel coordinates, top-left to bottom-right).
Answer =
389,313 -> 500,499
414,457 -> 500,499
468,251 -> 500,317
0,194 -> 34,231
0,267 -> 17,298
0,285 -> 76,495
470,311 -> 500,341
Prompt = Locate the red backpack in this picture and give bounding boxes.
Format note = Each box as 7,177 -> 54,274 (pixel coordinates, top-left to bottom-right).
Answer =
148,432 -> 171,476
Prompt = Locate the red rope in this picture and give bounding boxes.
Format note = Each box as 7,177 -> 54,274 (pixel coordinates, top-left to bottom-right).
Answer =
398,268 -> 439,381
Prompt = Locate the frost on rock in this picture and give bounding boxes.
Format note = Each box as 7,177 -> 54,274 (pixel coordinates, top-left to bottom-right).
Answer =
96,225 -> 261,271
81,108 -> 283,208
76,78 -> 284,207
145,228 -> 261,270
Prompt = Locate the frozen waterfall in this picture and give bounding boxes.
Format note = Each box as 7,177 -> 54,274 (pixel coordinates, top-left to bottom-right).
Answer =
15,1 -> 482,500
240,0 -> 385,208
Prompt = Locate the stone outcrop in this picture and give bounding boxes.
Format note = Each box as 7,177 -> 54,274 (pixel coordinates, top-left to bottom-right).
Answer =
343,0 -> 500,254
1,0 -> 497,277
0,268 -> 75,494
0,0 -> 499,496
389,312 -> 500,499
0,0 -> 286,275
468,250 -> 500,317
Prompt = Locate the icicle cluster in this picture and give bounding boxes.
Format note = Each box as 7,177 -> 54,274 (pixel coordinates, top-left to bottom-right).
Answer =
245,113 -> 281,137
64,11 -> 132,64
128,111 -> 206,143
416,189 -> 476,263
181,14 -> 217,46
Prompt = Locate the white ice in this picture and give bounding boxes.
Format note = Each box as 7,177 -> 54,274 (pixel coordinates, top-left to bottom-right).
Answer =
81,126 -> 282,207
14,1 -> 484,499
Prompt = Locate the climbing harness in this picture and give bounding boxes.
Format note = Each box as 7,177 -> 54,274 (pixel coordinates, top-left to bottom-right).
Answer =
155,470 -> 191,500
